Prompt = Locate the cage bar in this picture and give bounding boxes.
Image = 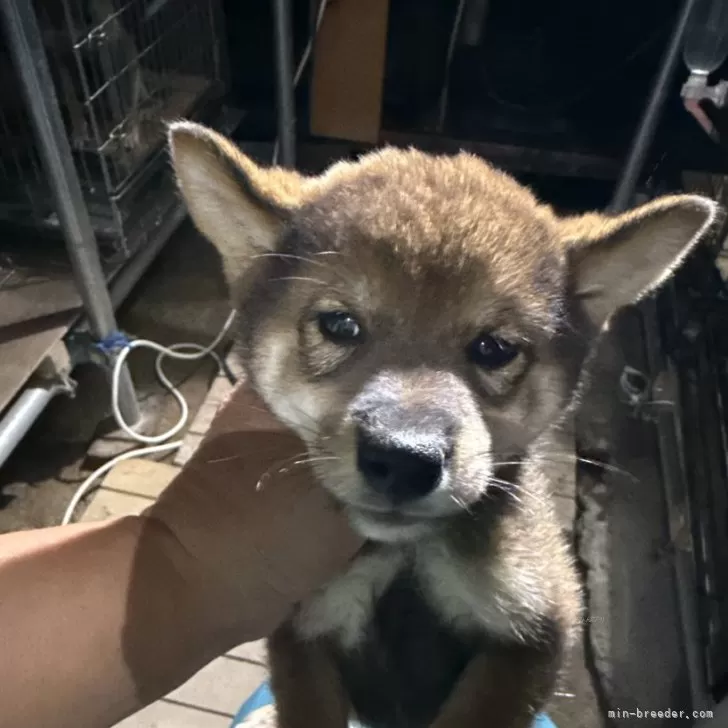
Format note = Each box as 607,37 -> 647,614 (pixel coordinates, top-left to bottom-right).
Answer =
0,0 -> 226,264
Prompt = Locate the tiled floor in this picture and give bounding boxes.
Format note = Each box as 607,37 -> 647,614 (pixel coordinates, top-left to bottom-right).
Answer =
112,654 -> 269,728
80,368 -> 269,728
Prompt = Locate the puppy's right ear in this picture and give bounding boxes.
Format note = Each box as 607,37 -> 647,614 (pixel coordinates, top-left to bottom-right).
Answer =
168,121 -> 308,290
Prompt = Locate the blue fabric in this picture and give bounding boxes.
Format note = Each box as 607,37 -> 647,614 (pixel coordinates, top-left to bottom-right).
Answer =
231,681 -> 558,728
232,681 -> 275,724
533,714 -> 557,728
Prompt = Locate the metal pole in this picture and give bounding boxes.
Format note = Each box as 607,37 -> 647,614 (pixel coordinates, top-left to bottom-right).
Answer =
0,0 -> 141,426
610,0 -> 698,212
0,385 -> 71,471
273,0 -> 296,167
645,297 -> 711,713
606,0 -> 711,712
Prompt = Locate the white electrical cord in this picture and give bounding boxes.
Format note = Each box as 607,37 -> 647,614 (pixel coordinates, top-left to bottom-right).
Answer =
61,309 -> 238,526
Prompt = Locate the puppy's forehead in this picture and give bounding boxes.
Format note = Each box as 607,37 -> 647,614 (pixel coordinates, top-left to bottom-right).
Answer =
291,149 -> 564,313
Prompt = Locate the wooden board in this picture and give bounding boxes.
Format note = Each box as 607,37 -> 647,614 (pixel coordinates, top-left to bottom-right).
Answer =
0,315 -> 71,413
0,276 -> 80,329
309,0 -> 390,143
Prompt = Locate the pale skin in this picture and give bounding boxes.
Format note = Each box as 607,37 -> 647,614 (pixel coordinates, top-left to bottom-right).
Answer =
0,384 -> 363,728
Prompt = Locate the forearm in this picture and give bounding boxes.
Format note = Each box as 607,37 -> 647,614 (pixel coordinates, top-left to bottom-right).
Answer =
0,515 -> 235,728
0,385 -> 362,728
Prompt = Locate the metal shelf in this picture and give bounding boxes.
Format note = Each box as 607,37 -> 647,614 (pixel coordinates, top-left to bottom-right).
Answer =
0,0 -> 235,469
0,104 -> 241,470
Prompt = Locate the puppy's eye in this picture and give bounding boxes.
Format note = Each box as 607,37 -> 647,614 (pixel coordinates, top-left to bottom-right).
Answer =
318,311 -> 362,343
468,333 -> 519,370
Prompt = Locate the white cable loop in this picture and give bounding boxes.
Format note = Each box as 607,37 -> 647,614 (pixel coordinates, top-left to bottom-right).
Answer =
61,310 -> 237,525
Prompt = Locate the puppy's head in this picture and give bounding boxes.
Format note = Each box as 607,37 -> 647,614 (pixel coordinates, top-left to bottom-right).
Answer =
170,122 -> 715,543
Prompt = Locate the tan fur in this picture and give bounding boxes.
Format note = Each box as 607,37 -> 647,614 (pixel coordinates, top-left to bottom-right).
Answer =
169,121 -> 716,728
169,121 -> 306,293
562,195 -> 717,327
268,622 -> 349,728
429,648 -> 558,728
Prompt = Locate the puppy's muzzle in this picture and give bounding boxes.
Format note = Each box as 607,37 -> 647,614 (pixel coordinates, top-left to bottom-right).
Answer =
353,404 -> 456,504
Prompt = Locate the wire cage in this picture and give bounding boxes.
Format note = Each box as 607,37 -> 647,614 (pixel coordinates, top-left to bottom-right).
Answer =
0,0 -> 226,263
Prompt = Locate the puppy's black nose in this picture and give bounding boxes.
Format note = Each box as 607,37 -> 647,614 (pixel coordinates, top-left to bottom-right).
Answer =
355,407 -> 454,503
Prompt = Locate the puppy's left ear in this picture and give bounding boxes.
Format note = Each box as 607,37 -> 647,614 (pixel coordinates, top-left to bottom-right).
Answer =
168,121 -> 309,294
560,195 -> 718,332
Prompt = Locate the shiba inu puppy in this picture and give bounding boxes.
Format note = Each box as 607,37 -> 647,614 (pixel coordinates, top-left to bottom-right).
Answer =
169,121 -> 716,728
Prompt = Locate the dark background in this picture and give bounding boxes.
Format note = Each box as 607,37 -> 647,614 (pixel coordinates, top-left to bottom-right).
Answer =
222,0 -> 728,210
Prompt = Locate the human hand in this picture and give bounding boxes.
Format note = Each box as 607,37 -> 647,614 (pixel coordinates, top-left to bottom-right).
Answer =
0,382 -> 361,727
140,383 -> 364,645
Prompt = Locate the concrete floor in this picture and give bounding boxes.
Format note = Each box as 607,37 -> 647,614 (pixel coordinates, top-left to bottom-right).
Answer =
0,221 -> 605,727
0,220 -> 229,534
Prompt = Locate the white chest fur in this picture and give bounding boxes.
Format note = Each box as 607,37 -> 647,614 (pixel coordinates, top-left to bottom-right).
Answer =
294,547 -> 406,650
293,540 -> 539,650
